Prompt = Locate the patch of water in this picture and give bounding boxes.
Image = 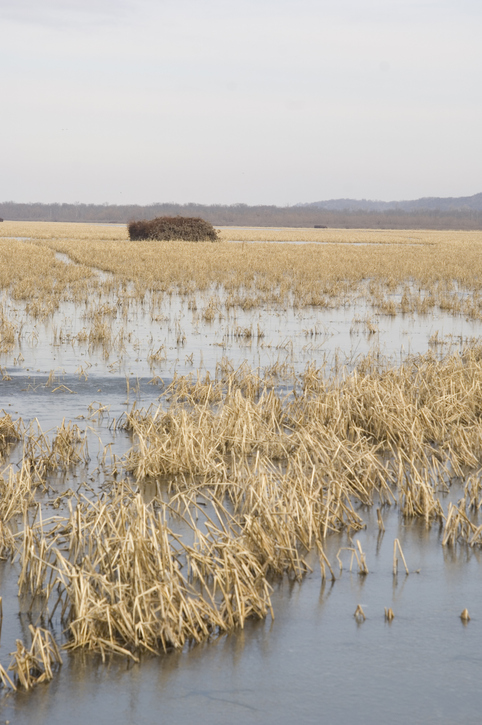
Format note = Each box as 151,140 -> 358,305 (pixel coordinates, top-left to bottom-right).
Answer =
228,240 -> 424,246
2,284 -> 479,387
1,279 -> 482,723
2,507 -> 481,725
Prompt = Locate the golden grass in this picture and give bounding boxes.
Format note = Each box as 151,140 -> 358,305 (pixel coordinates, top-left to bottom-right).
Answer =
0,413 -> 21,460
34,236 -> 482,291
0,237 -> 95,321
0,220 -> 126,242
2,221 -> 482,680
2,626 -> 62,691
218,227 -> 481,245
0,347 -> 480,666
3,220 -> 482,245
2,223 -> 482,324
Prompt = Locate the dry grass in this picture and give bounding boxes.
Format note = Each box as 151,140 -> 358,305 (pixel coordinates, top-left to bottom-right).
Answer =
1,346 -> 480,664
1,223 -> 480,320
218,227 -> 477,245
2,220 -> 482,245
23,420 -> 89,475
0,303 -> 17,352
0,413 -> 21,460
0,237 -> 95,321
0,221 -> 126,242
1,224 -> 482,327
1,221 -> 482,683
2,626 -> 62,691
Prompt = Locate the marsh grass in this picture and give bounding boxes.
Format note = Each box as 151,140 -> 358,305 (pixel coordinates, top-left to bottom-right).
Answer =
2,222 -> 482,688
1,345 -> 481,665
0,304 -> 16,352
3,626 -> 62,691
24,420 -> 89,475
0,413 -> 21,460
6,226 -> 481,325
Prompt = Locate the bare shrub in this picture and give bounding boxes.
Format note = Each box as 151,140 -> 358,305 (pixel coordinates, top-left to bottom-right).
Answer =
128,216 -> 219,242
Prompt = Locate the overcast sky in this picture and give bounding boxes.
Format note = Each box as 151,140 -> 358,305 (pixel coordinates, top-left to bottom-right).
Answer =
2,0 -> 481,205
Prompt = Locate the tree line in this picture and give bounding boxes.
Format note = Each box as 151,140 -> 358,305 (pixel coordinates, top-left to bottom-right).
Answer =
1,201 -> 482,230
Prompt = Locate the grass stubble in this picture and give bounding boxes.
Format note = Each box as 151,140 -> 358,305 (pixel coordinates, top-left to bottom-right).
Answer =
1,222 -> 482,691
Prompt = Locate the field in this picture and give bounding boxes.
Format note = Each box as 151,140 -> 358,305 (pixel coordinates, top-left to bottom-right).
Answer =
1,222 -> 482,722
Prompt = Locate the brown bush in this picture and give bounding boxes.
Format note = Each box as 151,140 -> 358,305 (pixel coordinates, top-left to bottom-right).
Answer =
128,216 -> 219,242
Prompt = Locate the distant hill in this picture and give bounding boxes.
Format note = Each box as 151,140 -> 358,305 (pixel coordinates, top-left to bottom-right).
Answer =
300,192 -> 482,212
2,195 -> 482,230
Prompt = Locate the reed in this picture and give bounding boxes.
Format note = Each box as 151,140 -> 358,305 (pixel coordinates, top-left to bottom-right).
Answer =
24,420 -> 89,475
0,413 -> 22,461
3,221 -> 482,684
393,539 -> 409,576
41,485 -> 273,659
2,347 -> 482,667
354,604 -> 366,622
5,626 -> 62,691
384,607 -> 394,621
3,224 -> 482,323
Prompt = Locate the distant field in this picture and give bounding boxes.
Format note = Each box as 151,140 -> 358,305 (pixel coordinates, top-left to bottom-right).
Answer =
3,219 -> 482,244
2,222 -> 482,319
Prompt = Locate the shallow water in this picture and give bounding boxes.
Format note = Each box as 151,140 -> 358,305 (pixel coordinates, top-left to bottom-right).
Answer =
2,508 -> 481,725
229,240 -> 424,246
1,274 -> 482,723
2,278 -> 478,384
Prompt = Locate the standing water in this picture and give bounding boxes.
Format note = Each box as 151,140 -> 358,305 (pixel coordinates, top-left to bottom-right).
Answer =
1,228 -> 482,723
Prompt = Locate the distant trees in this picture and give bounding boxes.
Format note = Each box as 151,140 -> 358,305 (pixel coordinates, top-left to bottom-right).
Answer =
1,201 -> 482,230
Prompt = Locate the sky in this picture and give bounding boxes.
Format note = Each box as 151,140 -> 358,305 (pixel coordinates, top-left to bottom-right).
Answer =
1,0 -> 481,205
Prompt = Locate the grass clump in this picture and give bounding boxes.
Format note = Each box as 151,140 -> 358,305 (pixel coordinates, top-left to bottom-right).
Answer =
128,216 -> 219,242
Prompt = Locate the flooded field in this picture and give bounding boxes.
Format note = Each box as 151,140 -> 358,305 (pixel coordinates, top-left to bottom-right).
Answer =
1,222 -> 482,723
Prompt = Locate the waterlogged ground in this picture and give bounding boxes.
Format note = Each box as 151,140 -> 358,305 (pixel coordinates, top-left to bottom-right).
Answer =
2,510 -> 481,725
1,230 -> 482,723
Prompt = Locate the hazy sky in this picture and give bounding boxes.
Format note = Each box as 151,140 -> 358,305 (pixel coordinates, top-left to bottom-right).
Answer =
2,0 -> 481,205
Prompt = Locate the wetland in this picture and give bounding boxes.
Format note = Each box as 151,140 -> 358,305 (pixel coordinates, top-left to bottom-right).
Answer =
1,222 -> 482,723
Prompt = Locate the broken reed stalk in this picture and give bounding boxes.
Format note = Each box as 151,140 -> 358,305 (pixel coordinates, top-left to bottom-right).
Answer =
0,413 -> 22,461
393,538 -> 409,576
336,541 -> 368,575
377,508 -> 385,531
0,662 -> 16,690
2,626 -> 62,691
384,607 -> 394,621
354,604 -> 366,622
460,608 -> 470,621
356,540 -> 369,574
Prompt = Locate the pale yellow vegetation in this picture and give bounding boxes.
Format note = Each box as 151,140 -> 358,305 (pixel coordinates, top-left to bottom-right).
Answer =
1,348 -> 482,668
1,222 -> 482,320
1,223 -> 482,318
2,221 -> 482,682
